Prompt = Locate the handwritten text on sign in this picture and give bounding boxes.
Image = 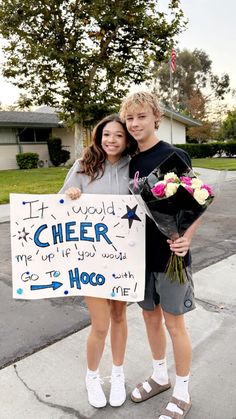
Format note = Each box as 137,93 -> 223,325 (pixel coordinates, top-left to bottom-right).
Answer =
10,194 -> 145,301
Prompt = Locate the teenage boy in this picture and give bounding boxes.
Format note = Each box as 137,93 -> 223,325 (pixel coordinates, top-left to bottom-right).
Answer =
120,92 -> 200,419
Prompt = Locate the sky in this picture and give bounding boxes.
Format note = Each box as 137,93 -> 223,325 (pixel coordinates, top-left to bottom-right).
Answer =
0,0 -> 235,107
177,0 -> 236,99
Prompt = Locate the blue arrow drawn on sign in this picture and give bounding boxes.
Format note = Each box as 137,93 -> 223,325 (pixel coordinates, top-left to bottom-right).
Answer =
31,281 -> 63,291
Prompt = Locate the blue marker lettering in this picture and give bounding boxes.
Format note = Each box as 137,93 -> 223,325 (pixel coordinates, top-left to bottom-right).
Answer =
52,223 -> 63,244
94,223 -> 112,244
34,224 -> 49,247
65,221 -> 78,242
80,222 -> 94,242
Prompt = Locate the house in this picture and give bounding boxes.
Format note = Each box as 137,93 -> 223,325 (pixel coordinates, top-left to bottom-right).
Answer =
0,109 -> 201,170
0,111 -> 71,170
159,108 -> 201,144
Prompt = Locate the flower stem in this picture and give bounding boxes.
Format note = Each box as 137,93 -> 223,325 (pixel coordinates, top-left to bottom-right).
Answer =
166,253 -> 186,284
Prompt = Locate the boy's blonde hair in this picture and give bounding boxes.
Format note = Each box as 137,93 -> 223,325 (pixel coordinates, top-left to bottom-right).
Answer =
120,91 -> 163,129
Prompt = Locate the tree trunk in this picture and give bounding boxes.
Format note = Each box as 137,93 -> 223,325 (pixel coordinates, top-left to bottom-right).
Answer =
74,121 -> 84,160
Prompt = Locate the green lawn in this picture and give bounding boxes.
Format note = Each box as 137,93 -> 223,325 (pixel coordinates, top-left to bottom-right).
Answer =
0,158 -> 235,204
192,157 -> 236,170
0,167 -> 70,204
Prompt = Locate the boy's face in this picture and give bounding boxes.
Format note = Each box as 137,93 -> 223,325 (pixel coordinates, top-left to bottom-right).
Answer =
124,103 -> 158,145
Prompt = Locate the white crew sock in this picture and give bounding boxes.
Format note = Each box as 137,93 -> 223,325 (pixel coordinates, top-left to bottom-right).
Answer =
86,367 -> 99,379
151,358 -> 169,385
160,374 -> 190,419
173,374 -> 190,402
111,364 -> 124,376
132,358 -> 169,400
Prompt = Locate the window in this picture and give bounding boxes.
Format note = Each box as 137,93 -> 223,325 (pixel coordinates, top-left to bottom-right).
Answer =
0,128 -> 16,144
18,128 -> 34,142
35,128 -> 52,142
18,128 -> 52,142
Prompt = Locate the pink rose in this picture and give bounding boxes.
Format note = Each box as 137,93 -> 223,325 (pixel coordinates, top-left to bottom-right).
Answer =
151,182 -> 166,197
201,184 -> 213,196
180,176 -> 192,185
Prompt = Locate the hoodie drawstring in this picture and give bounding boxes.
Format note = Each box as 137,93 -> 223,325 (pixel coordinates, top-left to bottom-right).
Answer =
115,166 -> 120,194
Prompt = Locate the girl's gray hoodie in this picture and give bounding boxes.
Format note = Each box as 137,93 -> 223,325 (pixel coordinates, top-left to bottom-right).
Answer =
59,156 -> 130,195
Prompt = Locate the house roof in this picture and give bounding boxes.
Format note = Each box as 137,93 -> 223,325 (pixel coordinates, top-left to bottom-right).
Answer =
0,111 -> 60,128
0,108 -> 201,128
164,108 -> 202,127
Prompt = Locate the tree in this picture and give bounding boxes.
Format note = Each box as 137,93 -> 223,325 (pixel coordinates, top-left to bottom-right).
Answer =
47,137 -> 70,166
187,123 -> 215,144
221,109 -> 236,140
186,90 -> 206,120
0,0 -> 186,158
153,48 -> 231,121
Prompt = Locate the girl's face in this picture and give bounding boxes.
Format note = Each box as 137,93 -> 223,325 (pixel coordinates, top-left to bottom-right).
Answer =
101,121 -> 128,163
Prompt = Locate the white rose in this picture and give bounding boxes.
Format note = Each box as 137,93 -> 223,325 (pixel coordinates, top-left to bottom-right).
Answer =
193,188 -> 209,205
164,172 -> 178,182
165,182 -> 179,197
191,178 -> 203,189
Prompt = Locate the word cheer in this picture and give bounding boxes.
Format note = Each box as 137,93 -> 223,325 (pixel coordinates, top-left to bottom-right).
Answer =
33,221 -> 112,247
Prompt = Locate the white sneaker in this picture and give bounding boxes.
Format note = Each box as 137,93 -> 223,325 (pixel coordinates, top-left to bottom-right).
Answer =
109,373 -> 126,407
86,375 -> 107,408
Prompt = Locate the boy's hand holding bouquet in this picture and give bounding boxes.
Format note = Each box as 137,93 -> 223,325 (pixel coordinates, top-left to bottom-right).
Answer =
129,152 -> 214,284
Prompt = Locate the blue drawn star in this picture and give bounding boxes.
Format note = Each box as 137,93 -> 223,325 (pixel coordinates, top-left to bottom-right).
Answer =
121,205 -> 141,229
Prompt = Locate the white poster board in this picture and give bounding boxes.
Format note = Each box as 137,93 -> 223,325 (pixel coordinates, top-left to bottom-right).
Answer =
10,193 -> 145,302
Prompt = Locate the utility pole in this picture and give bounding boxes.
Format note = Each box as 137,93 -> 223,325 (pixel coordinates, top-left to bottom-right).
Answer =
169,49 -> 176,145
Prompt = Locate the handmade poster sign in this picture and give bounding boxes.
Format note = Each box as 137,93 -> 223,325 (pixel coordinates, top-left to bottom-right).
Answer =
10,193 -> 145,302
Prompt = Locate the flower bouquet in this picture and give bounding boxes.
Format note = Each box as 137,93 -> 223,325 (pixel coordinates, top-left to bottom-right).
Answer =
129,152 -> 214,284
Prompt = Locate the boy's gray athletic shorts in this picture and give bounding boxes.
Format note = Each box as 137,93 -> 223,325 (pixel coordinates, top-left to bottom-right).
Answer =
138,267 -> 196,315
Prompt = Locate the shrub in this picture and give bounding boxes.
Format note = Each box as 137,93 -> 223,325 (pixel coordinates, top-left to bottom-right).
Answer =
16,152 -> 39,169
186,138 -> 199,144
175,143 -> 220,158
175,141 -> 236,158
47,137 -> 70,167
222,141 -> 236,157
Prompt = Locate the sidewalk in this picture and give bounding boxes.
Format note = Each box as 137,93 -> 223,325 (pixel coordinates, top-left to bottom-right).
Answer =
0,203 -> 10,223
0,254 -> 236,419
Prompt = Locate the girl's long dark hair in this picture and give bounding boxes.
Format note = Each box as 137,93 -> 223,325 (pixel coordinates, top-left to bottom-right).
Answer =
79,114 -> 137,181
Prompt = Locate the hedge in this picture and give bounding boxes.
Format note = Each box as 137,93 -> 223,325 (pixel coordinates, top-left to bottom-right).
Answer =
175,141 -> 236,158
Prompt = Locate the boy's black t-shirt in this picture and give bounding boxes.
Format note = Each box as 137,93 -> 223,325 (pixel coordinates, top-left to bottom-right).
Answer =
129,140 -> 192,272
